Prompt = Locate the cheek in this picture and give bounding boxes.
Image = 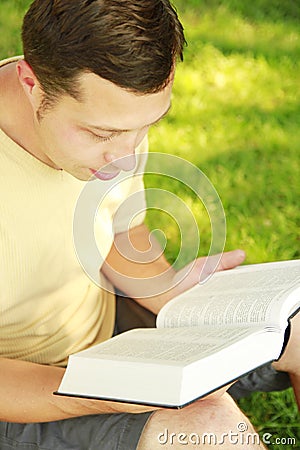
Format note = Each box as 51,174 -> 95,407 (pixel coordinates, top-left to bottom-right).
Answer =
58,127 -> 83,149
57,129 -> 110,164
45,124 -> 88,158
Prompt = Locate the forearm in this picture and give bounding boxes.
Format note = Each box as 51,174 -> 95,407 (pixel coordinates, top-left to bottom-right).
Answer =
102,224 -> 176,313
102,224 -> 246,314
0,358 -> 156,423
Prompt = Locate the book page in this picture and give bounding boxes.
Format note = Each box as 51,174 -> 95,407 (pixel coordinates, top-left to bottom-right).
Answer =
78,326 -> 267,365
157,260 -> 300,329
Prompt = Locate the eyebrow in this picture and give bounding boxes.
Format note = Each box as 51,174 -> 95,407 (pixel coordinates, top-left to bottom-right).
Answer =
82,103 -> 172,134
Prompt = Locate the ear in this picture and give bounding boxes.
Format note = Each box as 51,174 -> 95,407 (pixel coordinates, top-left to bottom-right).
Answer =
16,60 -> 43,110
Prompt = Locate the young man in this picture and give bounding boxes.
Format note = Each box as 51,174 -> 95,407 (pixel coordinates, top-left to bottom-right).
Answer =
0,1 -> 299,449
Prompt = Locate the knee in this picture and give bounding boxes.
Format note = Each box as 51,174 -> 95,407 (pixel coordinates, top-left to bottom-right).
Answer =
142,393 -> 252,439
138,393 -> 263,449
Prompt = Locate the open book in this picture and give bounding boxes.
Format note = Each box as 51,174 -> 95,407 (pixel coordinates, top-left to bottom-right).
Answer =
56,259 -> 300,408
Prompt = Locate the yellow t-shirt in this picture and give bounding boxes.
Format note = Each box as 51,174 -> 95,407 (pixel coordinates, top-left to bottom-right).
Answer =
0,57 -> 147,367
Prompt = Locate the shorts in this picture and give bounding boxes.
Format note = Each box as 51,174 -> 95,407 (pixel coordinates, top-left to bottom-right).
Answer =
0,296 -> 291,450
0,413 -> 152,450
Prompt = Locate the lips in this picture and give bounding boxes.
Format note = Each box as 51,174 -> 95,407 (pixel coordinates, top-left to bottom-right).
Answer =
89,168 -> 120,181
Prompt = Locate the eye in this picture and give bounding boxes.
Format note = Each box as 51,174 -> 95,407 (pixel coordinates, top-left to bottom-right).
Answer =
90,132 -> 114,143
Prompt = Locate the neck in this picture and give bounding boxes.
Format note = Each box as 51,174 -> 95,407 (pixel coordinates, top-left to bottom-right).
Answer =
0,61 -> 58,169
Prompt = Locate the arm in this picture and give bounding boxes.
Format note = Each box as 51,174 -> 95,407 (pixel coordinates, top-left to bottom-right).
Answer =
102,223 -> 175,313
2,225 -> 241,423
101,223 -> 246,314
1,335 -> 232,423
0,357 -> 157,423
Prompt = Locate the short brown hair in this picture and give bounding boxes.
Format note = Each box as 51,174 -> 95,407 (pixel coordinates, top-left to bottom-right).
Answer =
22,0 -> 186,104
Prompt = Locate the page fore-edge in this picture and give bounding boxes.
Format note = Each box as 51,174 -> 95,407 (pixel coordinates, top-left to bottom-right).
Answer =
53,361 -> 274,410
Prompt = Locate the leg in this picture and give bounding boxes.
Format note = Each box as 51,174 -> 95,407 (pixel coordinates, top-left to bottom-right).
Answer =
138,393 -> 266,449
228,364 -> 291,400
115,293 -> 156,334
289,374 -> 300,410
272,312 -> 300,409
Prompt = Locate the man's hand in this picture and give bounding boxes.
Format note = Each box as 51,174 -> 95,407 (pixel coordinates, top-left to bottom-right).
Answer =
169,249 -> 246,303
143,249 -> 246,312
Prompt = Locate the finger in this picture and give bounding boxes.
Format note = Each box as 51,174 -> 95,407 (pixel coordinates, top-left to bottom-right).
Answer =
216,249 -> 246,272
199,250 -> 246,282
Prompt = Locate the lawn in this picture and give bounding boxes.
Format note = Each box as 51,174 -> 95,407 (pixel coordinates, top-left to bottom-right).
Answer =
1,0 -> 299,447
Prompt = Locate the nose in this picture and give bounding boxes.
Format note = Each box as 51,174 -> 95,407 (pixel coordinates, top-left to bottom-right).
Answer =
104,135 -> 138,171
104,151 -> 136,171
109,152 -> 137,171
103,127 -> 149,172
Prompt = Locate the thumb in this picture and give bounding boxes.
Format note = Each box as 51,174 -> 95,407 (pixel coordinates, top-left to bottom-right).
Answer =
216,249 -> 246,271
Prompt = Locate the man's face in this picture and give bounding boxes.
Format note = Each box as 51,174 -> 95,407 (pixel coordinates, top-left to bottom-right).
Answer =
33,73 -> 173,181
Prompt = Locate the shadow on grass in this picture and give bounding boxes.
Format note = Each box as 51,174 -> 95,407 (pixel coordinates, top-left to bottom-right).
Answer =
173,0 -> 300,65
167,101 -> 300,130
184,29 -> 300,66
174,0 -> 300,24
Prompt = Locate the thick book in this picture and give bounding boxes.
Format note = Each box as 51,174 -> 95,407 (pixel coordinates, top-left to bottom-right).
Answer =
56,259 -> 300,408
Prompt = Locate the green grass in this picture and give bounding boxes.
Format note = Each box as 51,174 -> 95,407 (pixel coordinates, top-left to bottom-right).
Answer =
149,2 -> 300,446
1,0 -> 299,447
148,1 -> 300,266
0,0 -> 30,56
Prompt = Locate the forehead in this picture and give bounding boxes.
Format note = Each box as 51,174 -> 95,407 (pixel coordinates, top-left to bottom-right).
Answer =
70,72 -> 173,130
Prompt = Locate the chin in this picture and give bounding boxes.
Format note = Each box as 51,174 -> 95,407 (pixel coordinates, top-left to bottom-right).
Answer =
63,168 -> 91,182
73,173 -> 92,182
